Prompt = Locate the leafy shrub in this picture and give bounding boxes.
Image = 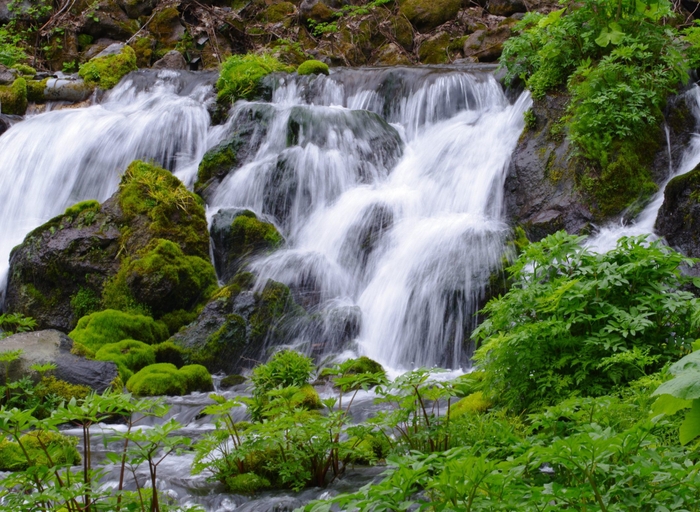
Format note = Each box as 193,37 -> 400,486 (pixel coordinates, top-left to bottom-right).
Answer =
225,472 -> 271,494
0,430 -> 80,471
126,363 -> 213,396
0,28 -> 27,67
251,349 -> 314,393
0,313 -> 37,338
78,45 -> 137,89
297,59 -> 329,76
500,0 -> 689,214
68,309 -> 169,352
216,53 -> 292,105
36,376 -> 91,404
473,231 -> 700,412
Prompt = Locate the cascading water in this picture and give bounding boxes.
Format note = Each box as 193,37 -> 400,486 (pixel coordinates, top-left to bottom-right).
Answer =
0,70 -> 219,304
587,85 -> 700,252
208,66 -> 532,370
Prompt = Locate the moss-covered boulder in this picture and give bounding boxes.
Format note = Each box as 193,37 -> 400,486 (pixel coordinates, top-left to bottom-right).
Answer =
656,166 -> 700,257
0,431 -> 81,471
451,391 -> 492,418
216,53 -> 293,106
173,276 -> 309,374
78,0 -> 140,40
297,59 -> 329,76
126,363 -> 213,396
399,0 -> 462,32
211,209 -> 284,283
462,27 -> 512,63
148,6 -> 185,44
0,77 -> 27,115
418,32 -> 451,64
5,162 -> 212,331
69,309 -> 169,353
95,339 -> 156,380
78,44 -> 137,89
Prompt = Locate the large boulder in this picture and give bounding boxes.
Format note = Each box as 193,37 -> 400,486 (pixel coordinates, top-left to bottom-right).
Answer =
78,0 -> 139,40
5,161 -> 214,331
463,25 -> 513,62
0,330 -> 118,392
399,0 -> 462,32
656,167 -> 700,256
116,0 -> 157,18
0,64 -> 18,85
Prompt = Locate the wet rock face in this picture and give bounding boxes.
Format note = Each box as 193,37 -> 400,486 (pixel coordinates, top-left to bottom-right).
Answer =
505,90 -> 697,241
0,114 -> 12,136
656,167 -> 700,257
0,330 -> 118,392
504,94 -> 594,240
399,0 -> 462,32
4,200 -> 123,331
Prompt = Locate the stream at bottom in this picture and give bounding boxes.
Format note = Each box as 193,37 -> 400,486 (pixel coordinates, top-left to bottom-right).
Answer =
51,383 -> 390,512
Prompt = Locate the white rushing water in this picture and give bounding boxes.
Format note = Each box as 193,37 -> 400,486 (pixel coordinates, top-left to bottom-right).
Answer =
587,85 -> 700,252
208,67 -> 532,369
0,70 -> 218,301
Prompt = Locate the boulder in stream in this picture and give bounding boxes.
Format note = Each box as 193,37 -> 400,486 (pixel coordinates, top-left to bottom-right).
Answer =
0,330 -> 118,392
656,165 -> 700,257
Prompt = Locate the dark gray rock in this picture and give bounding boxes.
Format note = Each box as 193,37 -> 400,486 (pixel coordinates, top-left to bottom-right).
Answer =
656,166 -> 700,256
487,0 -> 526,16
116,0 -> 157,18
0,64 -> 18,85
43,78 -> 95,103
4,199 -> 122,331
0,330 -> 118,392
235,497 -> 303,512
0,114 -> 13,136
463,26 -> 513,62
79,0 -> 138,40
152,50 -> 188,70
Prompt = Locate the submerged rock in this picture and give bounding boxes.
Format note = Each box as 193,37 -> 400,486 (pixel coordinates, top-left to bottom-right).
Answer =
0,330 -> 118,392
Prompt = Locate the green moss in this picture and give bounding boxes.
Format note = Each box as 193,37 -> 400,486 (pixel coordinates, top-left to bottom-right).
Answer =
70,342 -> 95,359
0,431 -> 80,471
13,64 -> 35,77
159,308 -> 199,335
121,239 -> 217,318
95,339 -> 156,380
77,34 -> 94,50
149,7 -> 181,43
216,53 -> 293,105
341,437 -> 377,465
101,265 -> 150,316
225,473 -> 271,494
451,391 -> 492,418
0,77 -> 27,115
37,376 -> 91,403
297,59 -> 329,76
129,36 -> 155,68
249,280 -> 297,344
292,384 -> 322,410
153,341 -> 185,366
260,2 -> 295,23
197,144 -> 237,186
229,212 -> 284,258
68,309 -> 169,352
125,363 -> 213,396
78,45 -> 137,89
418,33 -> 451,64
70,287 -> 101,319
26,78 -> 48,103
118,160 -> 209,259
64,200 -> 99,218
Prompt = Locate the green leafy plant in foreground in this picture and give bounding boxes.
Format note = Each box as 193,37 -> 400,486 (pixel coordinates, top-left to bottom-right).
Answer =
473,231 -> 699,412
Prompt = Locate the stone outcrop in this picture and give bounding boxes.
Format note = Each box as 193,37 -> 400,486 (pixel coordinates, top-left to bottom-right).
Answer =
656,166 -> 700,257
0,330 -> 118,392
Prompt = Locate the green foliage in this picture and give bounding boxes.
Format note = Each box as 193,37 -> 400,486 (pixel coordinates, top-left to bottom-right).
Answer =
216,53 -> 293,105
78,45 -> 137,89
0,77 -> 27,115
70,287 -> 101,319
473,231 -> 700,412
451,391 -> 492,417
500,0 -> 690,214
0,27 -> 27,67
251,349 -> 314,394
0,430 -> 80,471
523,109 -> 537,130
152,340 -> 185,366
225,472 -> 271,494
63,200 -> 99,218
68,309 -> 169,352
36,376 -> 90,403
0,313 -> 37,338
95,340 -> 156,381
126,363 -> 213,396
297,59 -> 329,76
320,356 -> 387,390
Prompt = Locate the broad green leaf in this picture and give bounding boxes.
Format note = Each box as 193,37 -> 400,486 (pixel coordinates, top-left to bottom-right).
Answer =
668,350 -> 700,375
595,23 -> 625,47
652,394 -> 691,416
653,371 -> 700,400
538,8 -> 564,28
679,399 -> 700,445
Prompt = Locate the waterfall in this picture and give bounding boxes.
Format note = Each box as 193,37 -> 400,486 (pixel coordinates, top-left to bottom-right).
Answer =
0,65 -> 531,371
587,85 -> 700,252
209,66 -> 532,370
0,70 -> 218,304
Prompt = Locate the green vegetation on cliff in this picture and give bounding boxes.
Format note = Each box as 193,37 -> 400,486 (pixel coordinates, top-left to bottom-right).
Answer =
216,53 -> 293,105
78,45 -> 137,90
69,309 -> 169,352
501,0 -> 695,215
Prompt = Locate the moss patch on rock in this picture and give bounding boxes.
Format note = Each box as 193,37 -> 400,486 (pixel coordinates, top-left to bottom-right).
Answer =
95,339 -> 156,380
69,309 -> 169,352
451,391 -> 493,418
126,363 -> 213,396
216,53 -> 292,106
79,45 -> 137,89
197,143 -> 237,187
297,59 -> 329,76
26,78 -> 48,103
0,77 -> 27,115
399,0 -> 461,32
